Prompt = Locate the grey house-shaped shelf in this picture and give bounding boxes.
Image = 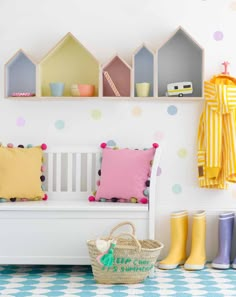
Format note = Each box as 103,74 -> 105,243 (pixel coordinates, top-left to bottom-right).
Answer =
157,27 -> 204,99
132,44 -> 155,97
102,55 -> 131,97
5,50 -> 37,98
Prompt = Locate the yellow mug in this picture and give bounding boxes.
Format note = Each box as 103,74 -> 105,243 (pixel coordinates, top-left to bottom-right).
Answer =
136,82 -> 150,97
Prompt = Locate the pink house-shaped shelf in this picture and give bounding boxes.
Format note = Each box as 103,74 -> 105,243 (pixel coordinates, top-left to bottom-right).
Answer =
102,55 -> 131,97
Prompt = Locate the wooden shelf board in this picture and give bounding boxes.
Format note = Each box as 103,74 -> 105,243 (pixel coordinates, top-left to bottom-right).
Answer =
6,96 -> 37,99
157,96 -> 204,101
6,96 -> 204,101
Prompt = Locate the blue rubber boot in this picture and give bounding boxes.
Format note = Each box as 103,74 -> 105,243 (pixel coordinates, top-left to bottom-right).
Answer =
212,212 -> 234,269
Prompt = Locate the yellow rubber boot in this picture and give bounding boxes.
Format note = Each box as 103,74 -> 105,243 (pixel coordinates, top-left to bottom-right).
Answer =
158,210 -> 188,269
184,210 -> 206,270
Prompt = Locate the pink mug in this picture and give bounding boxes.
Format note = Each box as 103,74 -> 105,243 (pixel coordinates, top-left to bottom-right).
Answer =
71,84 -> 95,97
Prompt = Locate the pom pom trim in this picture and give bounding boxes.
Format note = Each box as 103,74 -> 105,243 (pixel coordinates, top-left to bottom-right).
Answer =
152,143 -> 159,149
100,142 -> 107,149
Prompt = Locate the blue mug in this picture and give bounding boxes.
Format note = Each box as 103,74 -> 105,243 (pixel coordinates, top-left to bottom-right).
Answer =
49,82 -> 65,96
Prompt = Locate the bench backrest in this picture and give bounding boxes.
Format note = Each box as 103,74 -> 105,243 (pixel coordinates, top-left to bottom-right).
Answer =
45,146 -> 100,201
45,145 -> 162,205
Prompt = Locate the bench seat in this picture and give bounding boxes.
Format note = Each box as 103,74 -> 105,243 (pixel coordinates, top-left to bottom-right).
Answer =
0,200 -> 148,212
0,145 -> 161,265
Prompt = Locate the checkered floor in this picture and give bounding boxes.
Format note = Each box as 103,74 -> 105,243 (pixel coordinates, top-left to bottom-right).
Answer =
0,264 -> 236,296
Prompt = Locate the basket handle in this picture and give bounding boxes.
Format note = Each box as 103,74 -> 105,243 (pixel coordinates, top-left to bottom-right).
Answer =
113,232 -> 142,252
109,221 -> 136,237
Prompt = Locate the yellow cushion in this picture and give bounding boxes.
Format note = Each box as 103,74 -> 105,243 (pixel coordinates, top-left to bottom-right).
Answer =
0,147 -> 44,199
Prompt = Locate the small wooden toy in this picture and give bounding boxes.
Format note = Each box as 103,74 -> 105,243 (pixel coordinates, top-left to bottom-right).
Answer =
166,82 -> 193,97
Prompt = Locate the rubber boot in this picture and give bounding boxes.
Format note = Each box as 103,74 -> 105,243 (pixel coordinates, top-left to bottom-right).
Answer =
212,212 -> 234,269
158,210 -> 188,269
232,254 -> 236,269
184,210 -> 206,270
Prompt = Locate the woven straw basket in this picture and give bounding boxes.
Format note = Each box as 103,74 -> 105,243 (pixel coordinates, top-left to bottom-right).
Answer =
87,221 -> 164,284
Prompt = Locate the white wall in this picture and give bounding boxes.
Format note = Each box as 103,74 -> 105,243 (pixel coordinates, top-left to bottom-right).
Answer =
1,0 -> 236,260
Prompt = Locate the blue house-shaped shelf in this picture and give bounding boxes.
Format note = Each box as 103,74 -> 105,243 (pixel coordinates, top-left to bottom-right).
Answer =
5,50 -> 37,98
133,44 -> 155,97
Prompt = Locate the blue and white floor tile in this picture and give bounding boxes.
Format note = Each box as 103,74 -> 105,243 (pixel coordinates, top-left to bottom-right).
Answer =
0,264 -> 236,296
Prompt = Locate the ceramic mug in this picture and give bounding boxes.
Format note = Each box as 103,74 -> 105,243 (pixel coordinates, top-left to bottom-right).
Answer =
136,82 -> 150,97
50,82 -> 65,96
71,84 -> 95,97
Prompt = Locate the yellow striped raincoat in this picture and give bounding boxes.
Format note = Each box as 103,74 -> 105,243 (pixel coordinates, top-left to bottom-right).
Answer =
198,74 -> 236,189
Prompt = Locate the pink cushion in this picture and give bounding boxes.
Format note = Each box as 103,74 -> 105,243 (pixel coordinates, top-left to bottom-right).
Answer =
95,147 -> 155,201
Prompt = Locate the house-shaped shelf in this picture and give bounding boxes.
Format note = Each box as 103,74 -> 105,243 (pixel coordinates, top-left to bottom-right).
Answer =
39,33 -> 99,97
5,50 -> 37,98
157,27 -> 204,98
133,44 -> 155,97
102,55 -> 131,97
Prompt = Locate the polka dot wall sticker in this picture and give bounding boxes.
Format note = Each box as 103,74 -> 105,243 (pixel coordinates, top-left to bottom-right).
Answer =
230,1 -> 236,10
16,117 -> 25,127
55,120 -> 65,130
172,184 -> 182,194
107,140 -> 116,147
91,109 -> 102,120
213,31 -> 224,41
167,105 -> 178,115
132,106 -> 142,117
178,148 -> 188,158
157,166 -> 162,176
154,130 -> 165,142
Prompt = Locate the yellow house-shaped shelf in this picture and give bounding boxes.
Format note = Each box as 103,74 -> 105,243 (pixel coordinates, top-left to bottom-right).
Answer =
39,32 -> 99,97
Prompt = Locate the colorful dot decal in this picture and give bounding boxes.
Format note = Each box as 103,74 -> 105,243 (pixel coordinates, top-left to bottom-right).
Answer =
172,184 -> 182,194
167,105 -> 178,115
157,166 -> 162,176
107,140 -> 116,147
132,106 -> 142,117
178,148 -> 188,158
55,120 -> 65,130
230,1 -> 236,10
154,131 -> 165,142
213,31 -> 224,41
91,109 -> 102,120
16,117 -> 25,127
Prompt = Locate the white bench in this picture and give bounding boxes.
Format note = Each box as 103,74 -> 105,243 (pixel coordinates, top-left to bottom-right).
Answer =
0,146 -> 161,265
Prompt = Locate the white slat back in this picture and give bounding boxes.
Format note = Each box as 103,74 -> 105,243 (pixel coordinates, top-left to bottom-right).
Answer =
95,152 -> 101,184
67,153 -> 73,192
75,152 -> 81,193
86,153 -> 92,194
46,147 -> 99,201
56,153 -> 61,192
47,152 -> 53,192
